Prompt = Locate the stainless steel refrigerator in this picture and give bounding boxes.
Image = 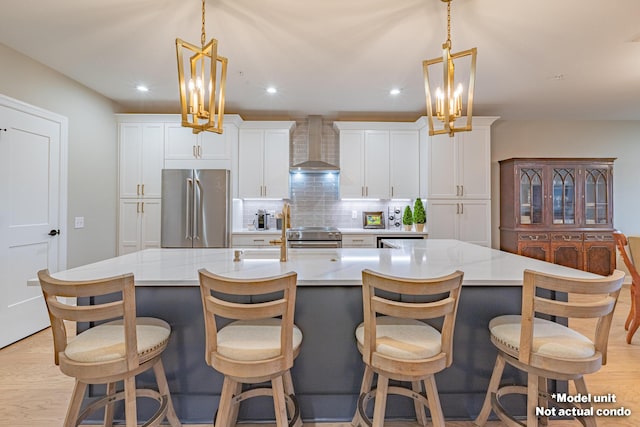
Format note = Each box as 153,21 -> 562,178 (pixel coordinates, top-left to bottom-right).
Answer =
161,169 -> 231,248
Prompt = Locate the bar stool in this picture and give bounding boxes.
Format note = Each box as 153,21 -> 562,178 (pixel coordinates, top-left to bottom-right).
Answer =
613,231 -> 640,343
474,269 -> 625,427
37,269 -> 182,427
352,269 -> 464,427
198,269 -> 303,427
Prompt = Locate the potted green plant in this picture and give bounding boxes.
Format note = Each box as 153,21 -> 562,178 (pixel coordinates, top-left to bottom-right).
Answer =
413,198 -> 426,232
402,205 -> 413,231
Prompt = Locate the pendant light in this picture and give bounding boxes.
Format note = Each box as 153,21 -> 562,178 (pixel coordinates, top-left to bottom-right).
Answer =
423,0 -> 476,137
176,0 -> 228,134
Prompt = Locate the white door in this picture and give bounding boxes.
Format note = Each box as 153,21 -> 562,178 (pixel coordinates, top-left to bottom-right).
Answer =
426,200 -> 459,239
390,131 -> 419,199
364,130 -> 390,199
164,122 -> 198,160
238,129 -> 264,198
0,95 -> 67,348
338,130 -> 364,198
427,133 -> 458,198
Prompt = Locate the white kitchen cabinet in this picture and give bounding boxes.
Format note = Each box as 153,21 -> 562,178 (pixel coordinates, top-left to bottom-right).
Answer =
164,122 -> 231,161
118,123 -> 164,199
427,119 -> 495,200
338,130 -> 390,198
341,234 -> 376,248
335,122 -> 420,199
231,233 -> 280,248
427,199 -> 491,247
390,131 -> 420,199
118,199 -> 161,254
238,122 -> 294,199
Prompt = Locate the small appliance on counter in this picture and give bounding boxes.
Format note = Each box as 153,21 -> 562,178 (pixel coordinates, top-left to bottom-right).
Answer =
387,206 -> 403,230
254,209 -> 270,230
362,211 -> 385,229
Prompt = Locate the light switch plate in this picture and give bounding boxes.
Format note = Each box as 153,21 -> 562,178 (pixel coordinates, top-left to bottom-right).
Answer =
74,217 -> 84,229
352,210 -> 358,219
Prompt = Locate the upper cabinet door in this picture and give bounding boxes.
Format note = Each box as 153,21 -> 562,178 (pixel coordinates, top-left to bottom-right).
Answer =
140,124 -> 164,198
238,129 -> 264,198
339,130 -> 365,198
390,131 -> 419,199
164,122 -> 198,160
427,133 -> 458,198
458,127 -> 491,199
119,123 -> 164,199
263,129 -> 290,199
199,130 -> 231,160
364,130 -> 390,199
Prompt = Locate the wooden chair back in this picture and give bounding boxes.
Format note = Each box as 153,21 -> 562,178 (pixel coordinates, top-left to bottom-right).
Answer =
519,269 -> 625,366
198,269 -> 298,374
37,269 -> 139,369
614,231 -> 640,285
360,269 -> 464,368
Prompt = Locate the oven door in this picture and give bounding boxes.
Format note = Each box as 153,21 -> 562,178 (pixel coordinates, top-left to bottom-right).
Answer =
288,241 -> 342,249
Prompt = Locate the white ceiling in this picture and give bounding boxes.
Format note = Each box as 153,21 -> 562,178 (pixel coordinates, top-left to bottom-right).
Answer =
1,0 -> 640,120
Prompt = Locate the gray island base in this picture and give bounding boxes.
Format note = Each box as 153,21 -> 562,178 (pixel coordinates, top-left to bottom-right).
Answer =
59,240 -> 594,423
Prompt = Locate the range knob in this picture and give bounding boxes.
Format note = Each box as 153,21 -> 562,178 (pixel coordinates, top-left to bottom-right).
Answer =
394,209 -> 401,214
388,215 -> 395,221
394,221 -> 401,227
290,231 -> 300,239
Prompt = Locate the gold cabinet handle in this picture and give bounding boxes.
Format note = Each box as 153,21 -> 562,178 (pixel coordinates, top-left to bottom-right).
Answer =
456,203 -> 460,214
193,145 -> 197,158
460,203 -> 464,214
141,202 -> 144,214
137,184 -> 140,196
141,184 -> 144,196
136,202 -> 140,213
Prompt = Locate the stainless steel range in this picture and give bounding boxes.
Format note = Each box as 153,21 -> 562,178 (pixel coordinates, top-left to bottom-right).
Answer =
287,226 -> 342,248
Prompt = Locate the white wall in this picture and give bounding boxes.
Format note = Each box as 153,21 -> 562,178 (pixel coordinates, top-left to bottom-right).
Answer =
491,120 -> 640,249
0,43 -> 118,268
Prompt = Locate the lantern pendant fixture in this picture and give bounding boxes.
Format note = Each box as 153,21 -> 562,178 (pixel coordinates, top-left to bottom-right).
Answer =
176,0 -> 228,134
423,0 -> 476,137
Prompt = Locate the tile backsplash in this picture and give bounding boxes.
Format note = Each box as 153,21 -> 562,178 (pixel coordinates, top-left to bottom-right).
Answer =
238,173 -> 410,230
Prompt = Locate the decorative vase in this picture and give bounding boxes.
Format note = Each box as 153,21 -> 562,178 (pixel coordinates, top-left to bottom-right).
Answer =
415,223 -> 425,232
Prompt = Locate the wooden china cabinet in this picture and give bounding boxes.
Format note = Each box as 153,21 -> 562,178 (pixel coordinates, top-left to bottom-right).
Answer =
499,158 -> 616,275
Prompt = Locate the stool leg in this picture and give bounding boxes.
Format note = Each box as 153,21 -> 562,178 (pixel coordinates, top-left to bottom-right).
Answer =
64,380 -> 87,427
527,373 -> 538,427
352,365 -> 374,427
574,376 -> 597,427
372,374 -> 389,427
412,381 -> 428,426
104,382 -> 117,427
272,375 -> 289,427
215,377 -> 237,427
474,355 -> 505,426
124,376 -> 137,427
624,284 -> 635,330
228,381 -> 242,427
538,376 -> 549,426
283,370 -> 303,427
424,376 -> 445,427
153,359 -> 182,427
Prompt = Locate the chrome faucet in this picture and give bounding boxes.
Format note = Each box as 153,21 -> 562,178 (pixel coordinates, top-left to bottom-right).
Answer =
269,202 -> 290,262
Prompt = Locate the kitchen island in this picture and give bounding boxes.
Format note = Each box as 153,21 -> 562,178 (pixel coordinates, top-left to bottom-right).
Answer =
46,240 -> 597,423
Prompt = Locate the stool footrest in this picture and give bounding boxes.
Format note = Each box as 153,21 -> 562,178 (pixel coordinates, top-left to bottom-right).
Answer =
357,385 -> 430,427
491,385 -> 589,427
76,388 -> 168,427
219,387 -> 301,427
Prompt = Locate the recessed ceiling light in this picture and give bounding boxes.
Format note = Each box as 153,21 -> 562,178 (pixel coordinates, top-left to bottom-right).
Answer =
390,88 -> 401,95
136,85 -> 149,92
266,87 -> 277,94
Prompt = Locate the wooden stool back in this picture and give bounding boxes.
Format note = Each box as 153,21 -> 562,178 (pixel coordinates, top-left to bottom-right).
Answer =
613,230 -> 640,343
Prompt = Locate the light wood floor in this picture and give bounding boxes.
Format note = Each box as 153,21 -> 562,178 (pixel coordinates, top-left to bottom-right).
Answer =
1,287 -> 638,427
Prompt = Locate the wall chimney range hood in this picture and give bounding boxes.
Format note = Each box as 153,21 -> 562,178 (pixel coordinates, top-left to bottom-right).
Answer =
290,115 -> 339,173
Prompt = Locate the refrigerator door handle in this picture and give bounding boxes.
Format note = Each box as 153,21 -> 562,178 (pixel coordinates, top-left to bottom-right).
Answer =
186,178 -> 193,240
194,178 -> 203,240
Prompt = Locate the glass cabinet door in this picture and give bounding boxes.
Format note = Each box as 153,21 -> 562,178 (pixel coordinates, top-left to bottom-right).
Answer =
519,168 -> 543,225
584,168 -> 609,225
552,168 -> 576,224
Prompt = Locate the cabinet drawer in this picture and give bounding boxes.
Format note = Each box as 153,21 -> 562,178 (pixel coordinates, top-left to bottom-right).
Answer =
232,234 -> 277,247
342,235 -> 376,248
518,233 -> 549,242
551,232 -> 583,242
584,233 -> 614,242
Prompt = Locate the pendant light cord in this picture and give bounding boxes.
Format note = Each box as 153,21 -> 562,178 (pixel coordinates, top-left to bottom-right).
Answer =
446,1 -> 451,45
201,0 -> 206,48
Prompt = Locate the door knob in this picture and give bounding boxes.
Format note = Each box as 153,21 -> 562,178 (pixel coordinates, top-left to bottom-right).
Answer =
48,229 -> 60,236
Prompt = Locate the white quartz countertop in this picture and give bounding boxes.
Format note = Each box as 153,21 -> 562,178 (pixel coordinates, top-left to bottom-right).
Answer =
39,239 -> 597,287
232,228 -> 427,235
